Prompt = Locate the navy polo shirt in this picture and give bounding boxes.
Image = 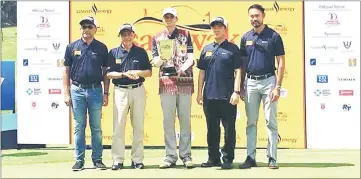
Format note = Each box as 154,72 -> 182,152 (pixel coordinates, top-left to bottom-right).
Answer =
108,44 -> 152,85
197,40 -> 242,100
240,25 -> 285,75
64,39 -> 108,84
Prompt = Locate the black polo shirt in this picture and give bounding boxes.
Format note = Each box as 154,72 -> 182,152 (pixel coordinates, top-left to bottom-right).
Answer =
108,44 -> 152,85
197,40 -> 242,100
240,25 -> 285,75
64,39 -> 108,84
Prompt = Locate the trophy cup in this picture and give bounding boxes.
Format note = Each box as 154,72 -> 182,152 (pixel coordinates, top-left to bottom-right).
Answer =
159,39 -> 178,76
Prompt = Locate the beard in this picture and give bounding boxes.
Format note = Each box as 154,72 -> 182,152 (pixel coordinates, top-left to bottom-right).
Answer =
252,20 -> 262,28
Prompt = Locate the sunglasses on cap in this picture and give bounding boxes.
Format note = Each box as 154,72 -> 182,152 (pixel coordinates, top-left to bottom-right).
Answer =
81,24 -> 94,30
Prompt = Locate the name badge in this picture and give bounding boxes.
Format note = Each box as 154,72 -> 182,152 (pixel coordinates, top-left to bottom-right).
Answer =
205,51 -> 212,57
116,59 -> 122,64
74,50 -> 81,56
246,41 -> 253,46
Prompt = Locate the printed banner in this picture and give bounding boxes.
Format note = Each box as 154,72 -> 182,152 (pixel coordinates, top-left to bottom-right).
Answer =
70,1 -> 305,148
305,1 -> 360,149
17,1 -> 70,144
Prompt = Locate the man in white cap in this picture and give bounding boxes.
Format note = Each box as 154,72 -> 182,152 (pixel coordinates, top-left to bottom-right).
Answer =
63,16 -> 109,171
152,7 -> 195,169
197,16 -> 242,170
107,23 -> 152,170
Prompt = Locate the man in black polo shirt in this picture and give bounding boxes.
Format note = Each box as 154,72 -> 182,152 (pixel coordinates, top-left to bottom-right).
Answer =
238,4 -> 286,170
197,17 -> 243,170
106,23 -> 152,170
63,16 -> 109,171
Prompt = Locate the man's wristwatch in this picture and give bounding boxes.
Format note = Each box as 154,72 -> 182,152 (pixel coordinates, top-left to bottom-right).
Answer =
104,91 -> 110,95
234,90 -> 241,95
275,85 -> 281,90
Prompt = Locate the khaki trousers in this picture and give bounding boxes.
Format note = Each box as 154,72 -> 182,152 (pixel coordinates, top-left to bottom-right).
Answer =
111,85 -> 145,164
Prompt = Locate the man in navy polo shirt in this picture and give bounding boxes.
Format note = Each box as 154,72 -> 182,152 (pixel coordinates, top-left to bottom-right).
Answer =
107,23 -> 152,170
63,16 -> 109,171
197,17 -> 243,170
238,4 -> 286,170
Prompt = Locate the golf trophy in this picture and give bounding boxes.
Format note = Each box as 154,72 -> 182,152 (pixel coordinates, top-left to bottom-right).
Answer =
159,39 -> 178,76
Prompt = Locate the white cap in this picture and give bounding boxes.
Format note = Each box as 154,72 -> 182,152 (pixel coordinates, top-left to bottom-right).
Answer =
210,16 -> 228,28
162,7 -> 177,17
79,16 -> 98,27
118,23 -> 135,34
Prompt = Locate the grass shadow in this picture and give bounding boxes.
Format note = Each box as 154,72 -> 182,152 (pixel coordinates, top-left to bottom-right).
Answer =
2,152 -> 48,157
233,162 -> 355,168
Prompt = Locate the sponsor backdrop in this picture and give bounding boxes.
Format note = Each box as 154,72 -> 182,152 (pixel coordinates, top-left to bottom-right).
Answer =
17,2 -> 70,144
70,1 -> 305,148
305,1 -> 360,149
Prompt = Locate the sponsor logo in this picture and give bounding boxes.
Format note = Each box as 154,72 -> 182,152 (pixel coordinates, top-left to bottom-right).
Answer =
32,8 -> 55,13
49,89 -> 61,94
314,89 -> 331,96
324,32 -> 341,37
24,46 -> 48,52
48,77 -> 62,81
52,43 -> 60,51
76,4 -> 112,15
36,34 -> 51,39
266,24 -> 287,35
343,41 -> 351,49
264,1 -> 295,13
277,112 -> 288,122
349,58 -> 357,66
23,59 -> 28,66
57,59 -> 65,67
26,88 -> 41,95
319,4 -> 346,10
51,102 -> 59,109
310,44 -> 338,50
310,58 -> 316,65
320,103 -> 326,110
29,75 -> 39,82
31,101 -> 37,109
337,77 -> 356,82
317,75 -> 328,83
325,12 -> 340,27
342,104 -> 351,111
24,59 -> 53,67
37,16 -> 50,29
339,90 -> 354,96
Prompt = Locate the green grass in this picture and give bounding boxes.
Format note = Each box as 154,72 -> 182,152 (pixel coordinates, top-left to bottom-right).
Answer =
1,26 -> 17,61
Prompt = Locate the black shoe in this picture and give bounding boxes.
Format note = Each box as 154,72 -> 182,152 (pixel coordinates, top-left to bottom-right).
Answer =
238,156 -> 257,169
131,161 -> 145,169
111,163 -> 124,170
72,161 -> 84,171
201,160 -> 222,167
94,161 -> 107,170
221,162 -> 233,170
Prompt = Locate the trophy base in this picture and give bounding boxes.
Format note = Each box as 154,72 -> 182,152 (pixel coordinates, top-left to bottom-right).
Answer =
162,67 -> 178,76
162,72 -> 178,76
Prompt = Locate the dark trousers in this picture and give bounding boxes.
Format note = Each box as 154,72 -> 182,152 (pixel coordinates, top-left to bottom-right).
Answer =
203,99 -> 237,163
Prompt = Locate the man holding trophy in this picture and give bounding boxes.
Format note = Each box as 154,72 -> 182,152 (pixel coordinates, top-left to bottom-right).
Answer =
152,7 -> 195,169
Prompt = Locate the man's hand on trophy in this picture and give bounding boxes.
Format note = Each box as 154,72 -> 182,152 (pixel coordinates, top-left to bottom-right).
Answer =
152,56 -> 165,68
177,69 -> 186,77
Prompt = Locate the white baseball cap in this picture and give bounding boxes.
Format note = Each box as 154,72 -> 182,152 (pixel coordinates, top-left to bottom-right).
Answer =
79,16 -> 98,27
163,7 -> 177,17
118,23 -> 135,34
210,16 -> 228,28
